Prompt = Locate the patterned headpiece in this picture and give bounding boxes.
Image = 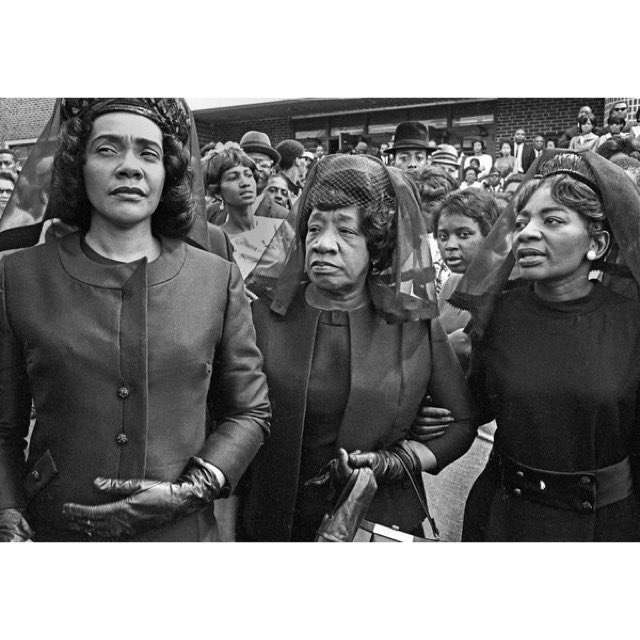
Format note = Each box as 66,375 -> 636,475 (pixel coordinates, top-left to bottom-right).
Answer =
60,98 -> 191,145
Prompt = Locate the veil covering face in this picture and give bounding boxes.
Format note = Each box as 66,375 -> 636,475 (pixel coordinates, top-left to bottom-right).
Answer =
0,98 -> 210,253
448,148 -> 640,339
246,153 -> 439,323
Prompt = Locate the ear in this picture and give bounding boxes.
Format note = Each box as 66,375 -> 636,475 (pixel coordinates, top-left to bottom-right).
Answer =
589,230 -> 610,260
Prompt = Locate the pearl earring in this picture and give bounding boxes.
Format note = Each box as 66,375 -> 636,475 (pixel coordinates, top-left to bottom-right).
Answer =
586,249 -> 597,261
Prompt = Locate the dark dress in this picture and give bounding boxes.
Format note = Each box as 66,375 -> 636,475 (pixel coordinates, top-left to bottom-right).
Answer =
464,283 -> 640,541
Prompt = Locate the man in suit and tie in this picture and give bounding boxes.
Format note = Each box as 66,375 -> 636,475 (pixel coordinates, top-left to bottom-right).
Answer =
532,135 -> 545,160
513,128 -> 535,173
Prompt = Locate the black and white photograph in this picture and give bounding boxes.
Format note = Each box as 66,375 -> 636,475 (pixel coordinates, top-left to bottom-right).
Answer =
1,3 -> 638,638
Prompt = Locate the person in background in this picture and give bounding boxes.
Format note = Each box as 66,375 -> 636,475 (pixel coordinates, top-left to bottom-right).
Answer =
353,141 -> 368,155
502,173 -> 525,201
463,139 -> 492,180
0,148 -> 19,176
239,131 -> 281,198
263,174 -> 291,210
276,139 -> 306,201
546,139 -> 557,149
602,101 -> 634,135
483,166 -> 502,194
383,121 -> 430,178
315,143 -> 325,161
596,114 -> 628,150
0,170 -> 16,218
431,145 -> 462,183
631,109 -> 640,140
569,113 -> 599,152
459,165 -> 482,190
205,146 -> 286,281
558,105 -> 598,148
512,128 -> 535,174
417,189 -> 501,541
532,135 -> 545,160
494,141 -> 515,179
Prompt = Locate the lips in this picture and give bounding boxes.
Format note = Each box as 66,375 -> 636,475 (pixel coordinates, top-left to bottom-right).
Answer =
516,247 -> 545,267
310,259 -> 339,271
111,186 -> 145,197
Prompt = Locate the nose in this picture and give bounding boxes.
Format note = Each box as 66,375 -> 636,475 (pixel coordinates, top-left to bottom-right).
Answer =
515,219 -> 542,242
310,227 -> 338,253
444,235 -> 460,251
116,148 -> 143,179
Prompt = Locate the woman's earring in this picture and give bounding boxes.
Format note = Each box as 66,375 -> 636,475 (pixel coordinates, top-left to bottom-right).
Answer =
586,249 -> 597,261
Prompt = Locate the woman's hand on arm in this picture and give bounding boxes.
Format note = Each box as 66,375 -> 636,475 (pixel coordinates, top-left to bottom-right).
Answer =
410,395 -> 454,442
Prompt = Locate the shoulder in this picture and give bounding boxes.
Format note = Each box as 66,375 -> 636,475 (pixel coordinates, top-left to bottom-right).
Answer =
183,240 -> 233,276
2,237 -> 60,277
206,223 -> 233,261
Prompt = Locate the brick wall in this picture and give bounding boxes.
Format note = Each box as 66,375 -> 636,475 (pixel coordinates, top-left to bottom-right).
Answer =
494,98 -> 606,144
0,98 -> 55,143
196,117 -> 293,149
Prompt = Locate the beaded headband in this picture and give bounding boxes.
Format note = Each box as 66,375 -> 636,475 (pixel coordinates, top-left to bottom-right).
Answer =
60,98 -> 191,145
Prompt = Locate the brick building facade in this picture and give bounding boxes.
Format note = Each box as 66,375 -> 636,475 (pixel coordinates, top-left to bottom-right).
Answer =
1,97 -> 638,164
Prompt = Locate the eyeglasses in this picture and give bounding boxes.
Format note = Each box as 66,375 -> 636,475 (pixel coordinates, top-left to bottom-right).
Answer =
613,106 -> 627,111
254,160 -> 274,170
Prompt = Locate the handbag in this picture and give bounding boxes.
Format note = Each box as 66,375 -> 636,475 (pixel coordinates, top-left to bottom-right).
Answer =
314,458 -> 439,543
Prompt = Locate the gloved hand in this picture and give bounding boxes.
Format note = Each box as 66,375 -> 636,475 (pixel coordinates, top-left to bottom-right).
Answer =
0,508 -> 34,542
62,457 -> 225,539
347,440 -> 420,483
410,396 -> 454,443
307,441 -> 420,491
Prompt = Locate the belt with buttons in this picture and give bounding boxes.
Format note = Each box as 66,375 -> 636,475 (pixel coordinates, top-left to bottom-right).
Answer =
494,450 -> 634,514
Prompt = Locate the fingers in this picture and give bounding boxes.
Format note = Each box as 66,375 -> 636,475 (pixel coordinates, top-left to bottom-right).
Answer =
417,406 -> 454,419
348,452 -> 376,468
93,477 -> 146,496
410,429 -> 445,442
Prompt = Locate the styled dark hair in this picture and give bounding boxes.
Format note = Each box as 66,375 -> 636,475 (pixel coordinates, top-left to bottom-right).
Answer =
513,174 -> 606,238
499,140 -> 513,154
418,165 -> 458,203
577,113 -> 596,132
203,147 -> 258,197
47,111 -> 194,238
472,139 -> 486,152
607,114 -> 627,127
301,185 -> 397,273
432,189 -> 500,236
596,137 -> 640,161
464,165 -> 479,178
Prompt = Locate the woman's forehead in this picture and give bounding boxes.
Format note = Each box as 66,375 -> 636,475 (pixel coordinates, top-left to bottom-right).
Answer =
88,112 -> 163,144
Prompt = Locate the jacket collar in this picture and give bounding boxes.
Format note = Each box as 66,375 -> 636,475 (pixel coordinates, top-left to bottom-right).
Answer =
58,231 -> 186,288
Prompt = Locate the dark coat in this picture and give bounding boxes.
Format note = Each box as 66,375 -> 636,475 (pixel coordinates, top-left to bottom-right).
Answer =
0,232 -> 270,541
239,287 -> 477,541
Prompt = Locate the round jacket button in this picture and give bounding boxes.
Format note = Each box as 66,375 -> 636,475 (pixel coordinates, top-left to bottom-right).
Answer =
581,500 -> 593,511
117,386 -> 130,399
513,488 -> 522,497
580,476 -> 591,485
115,433 -> 129,445
30,470 -> 41,481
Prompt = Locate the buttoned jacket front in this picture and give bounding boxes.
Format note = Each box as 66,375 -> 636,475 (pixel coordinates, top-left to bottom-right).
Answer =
0,232 -> 270,541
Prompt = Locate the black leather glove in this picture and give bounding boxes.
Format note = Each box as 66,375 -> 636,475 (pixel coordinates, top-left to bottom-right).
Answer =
62,457 -> 225,539
0,508 -> 34,542
348,440 -> 421,483
307,441 -> 421,491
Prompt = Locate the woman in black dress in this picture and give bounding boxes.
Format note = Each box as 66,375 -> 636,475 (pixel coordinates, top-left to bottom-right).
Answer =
452,149 -> 640,541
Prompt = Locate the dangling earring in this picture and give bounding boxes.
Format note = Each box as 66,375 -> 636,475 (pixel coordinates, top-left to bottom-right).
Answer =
586,249 -> 597,261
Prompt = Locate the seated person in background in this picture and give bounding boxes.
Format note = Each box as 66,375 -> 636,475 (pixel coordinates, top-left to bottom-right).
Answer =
501,173 -> 525,202
569,113 -> 599,152
459,166 -> 482,190
596,114 -> 629,150
0,170 -> 16,219
482,167 -> 502,193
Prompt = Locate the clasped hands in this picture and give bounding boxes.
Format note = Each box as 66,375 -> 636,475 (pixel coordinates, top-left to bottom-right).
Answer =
61,457 -> 224,539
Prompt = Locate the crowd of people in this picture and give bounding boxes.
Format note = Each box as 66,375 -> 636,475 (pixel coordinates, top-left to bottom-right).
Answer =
0,97 -> 640,543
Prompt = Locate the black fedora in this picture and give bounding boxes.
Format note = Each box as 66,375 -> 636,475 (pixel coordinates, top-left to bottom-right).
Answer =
239,131 -> 281,164
384,121 -> 429,154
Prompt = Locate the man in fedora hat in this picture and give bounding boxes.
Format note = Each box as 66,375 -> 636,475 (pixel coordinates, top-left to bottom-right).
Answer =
240,131 -> 281,197
383,121 -> 430,176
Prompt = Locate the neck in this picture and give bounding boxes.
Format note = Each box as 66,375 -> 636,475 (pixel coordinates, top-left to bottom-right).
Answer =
305,281 -> 369,311
85,218 -> 160,263
532,266 -> 593,302
222,204 -> 255,233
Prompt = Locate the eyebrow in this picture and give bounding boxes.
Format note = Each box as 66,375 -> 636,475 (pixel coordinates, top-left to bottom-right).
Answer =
518,206 -> 568,216
89,133 -> 162,149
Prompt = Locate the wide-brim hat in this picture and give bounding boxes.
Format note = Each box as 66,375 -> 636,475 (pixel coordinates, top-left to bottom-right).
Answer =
240,131 -> 281,164
384,121 -> 429,154
430,148 -> 459,169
